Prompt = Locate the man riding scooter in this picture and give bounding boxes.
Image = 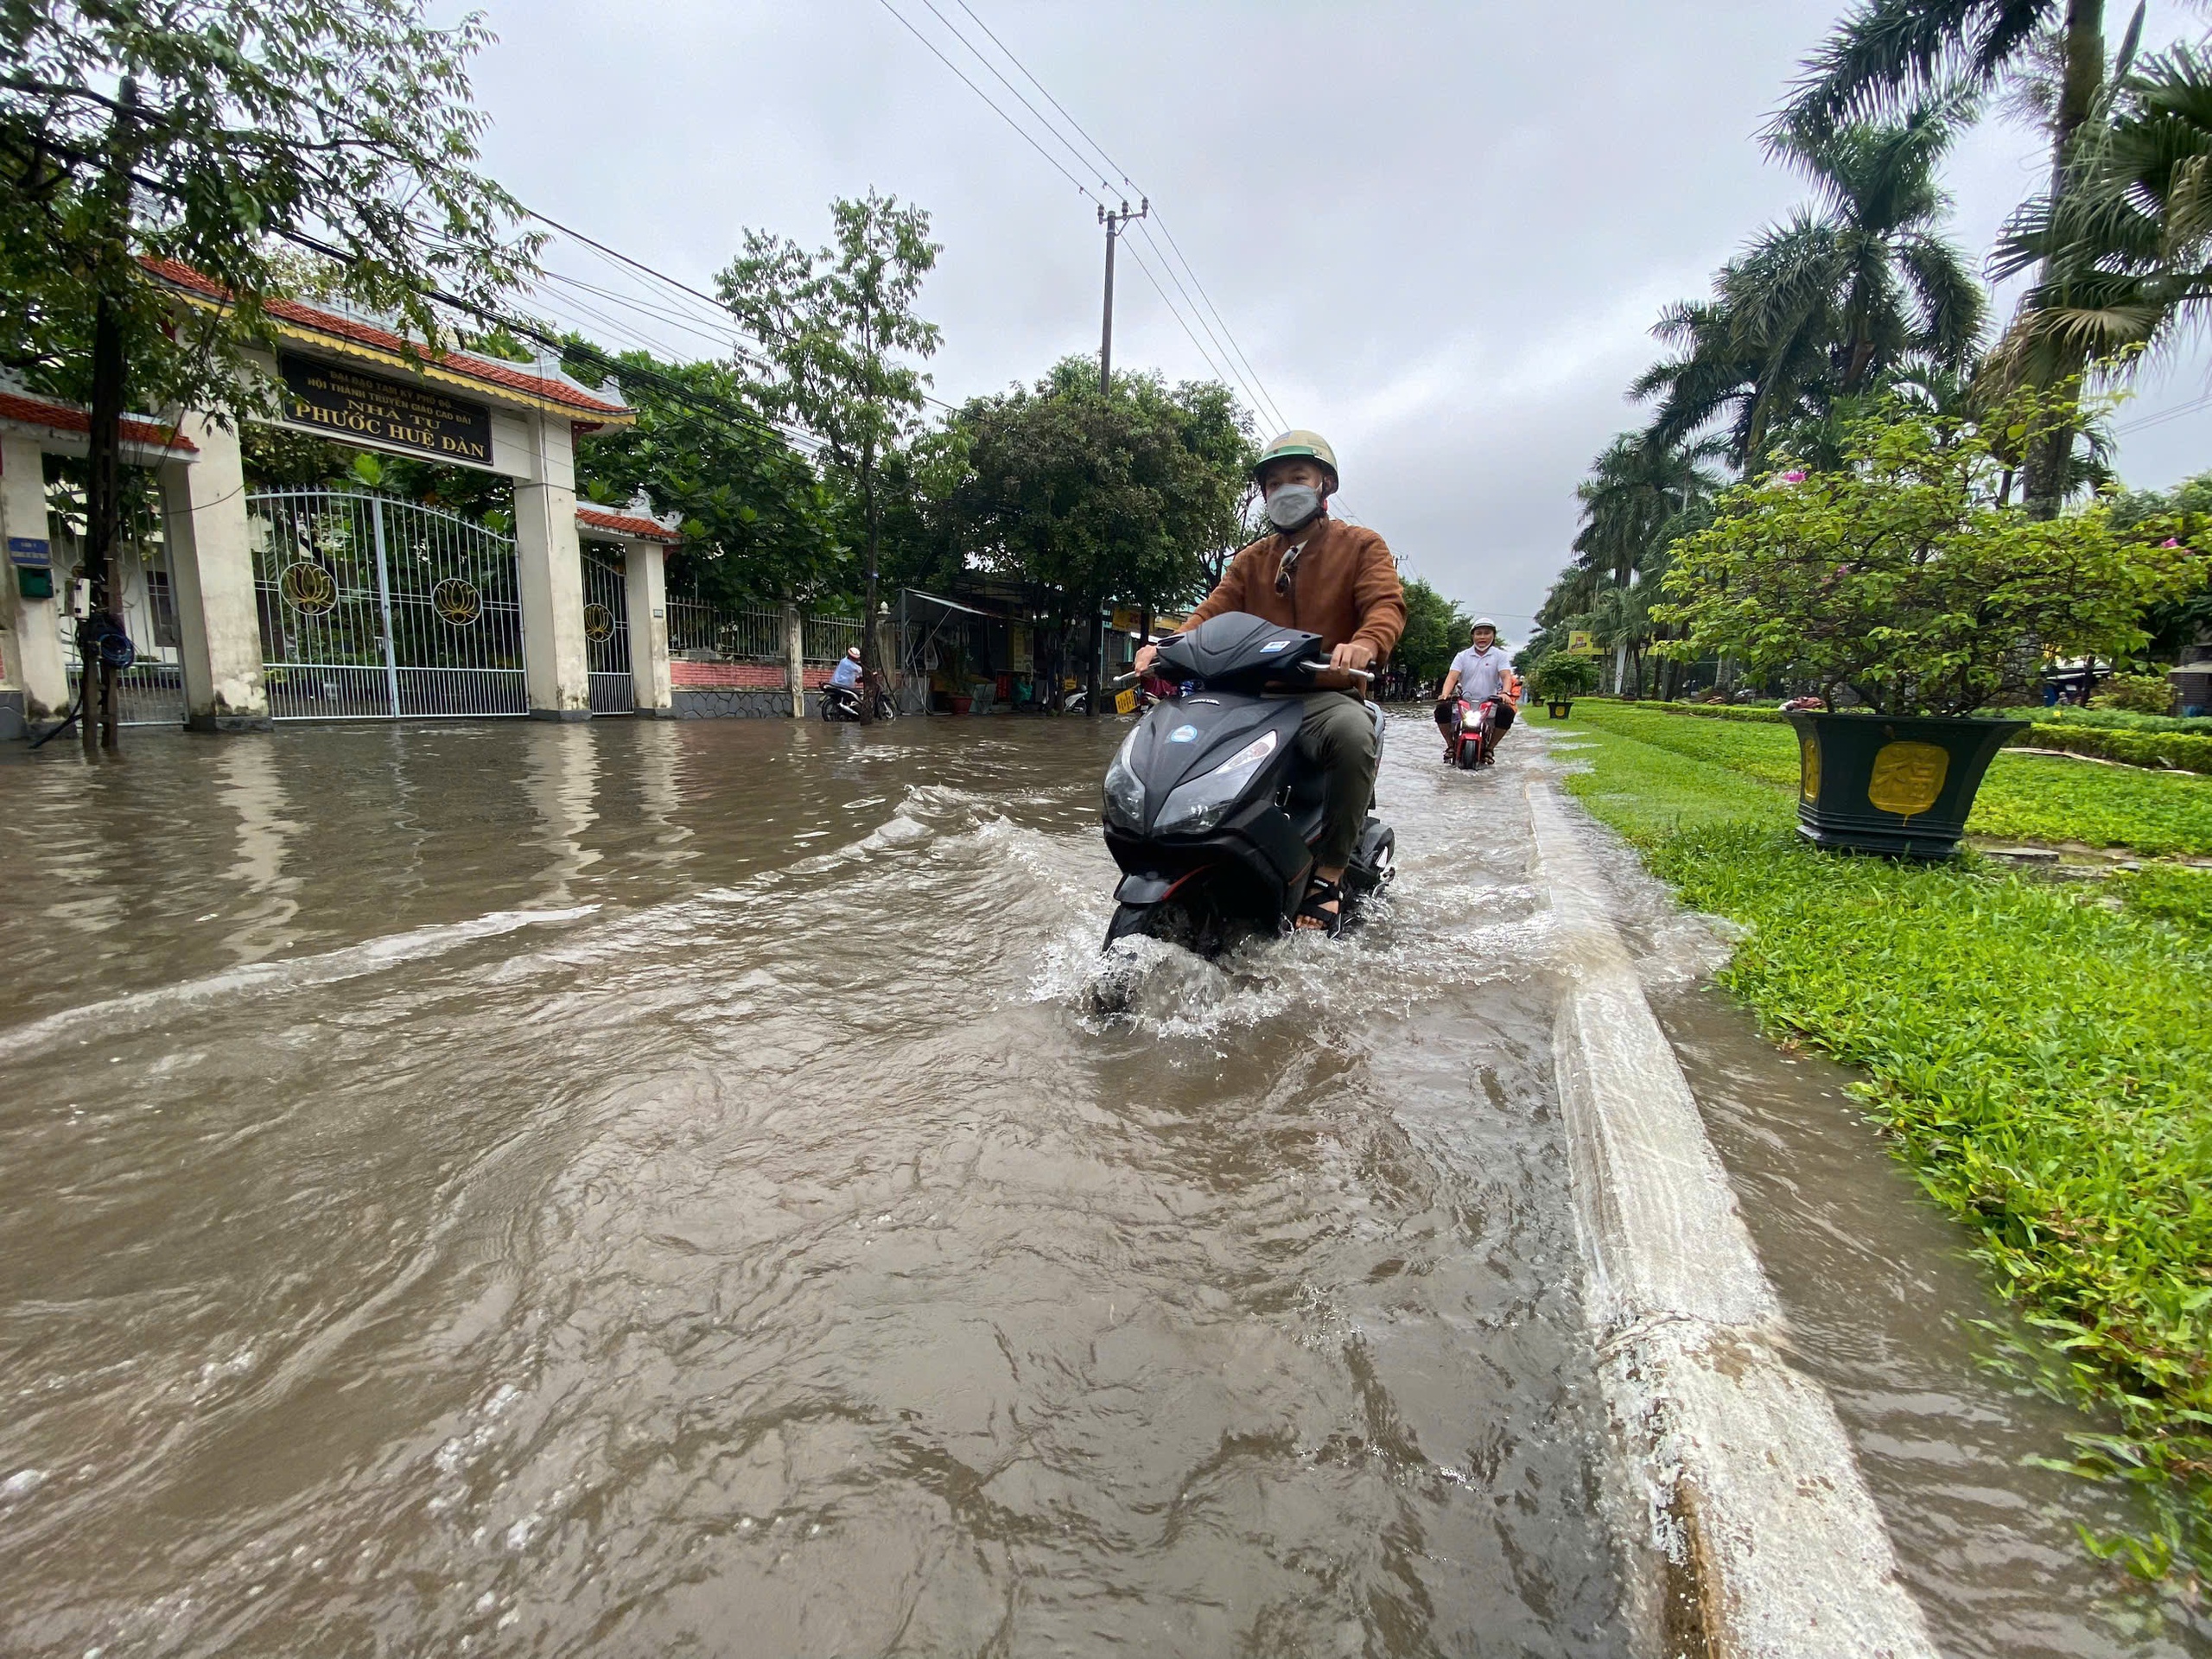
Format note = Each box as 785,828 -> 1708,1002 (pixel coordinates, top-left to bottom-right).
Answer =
1435,618 -> 1517,762
1134,430 -> 1405,935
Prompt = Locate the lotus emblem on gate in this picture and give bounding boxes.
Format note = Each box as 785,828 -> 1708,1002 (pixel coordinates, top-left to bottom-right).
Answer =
584,602 -> 616,643
277,561 -> 337,617
432,577 -> 482,626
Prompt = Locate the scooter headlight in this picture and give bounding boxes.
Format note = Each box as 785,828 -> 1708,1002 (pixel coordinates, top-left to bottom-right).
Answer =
1103,732 -> 1146,829
1154,730 -> 1278,836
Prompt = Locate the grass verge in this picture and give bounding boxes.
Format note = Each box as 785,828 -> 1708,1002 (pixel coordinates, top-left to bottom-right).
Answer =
1580,699 -> 2212,855
1552,702 -> 2212,1575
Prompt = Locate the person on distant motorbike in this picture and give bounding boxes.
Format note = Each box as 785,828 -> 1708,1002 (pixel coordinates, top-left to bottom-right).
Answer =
1435,619 -> 1516,753
831,646 -> 864,690
1135,430 -> 1405,936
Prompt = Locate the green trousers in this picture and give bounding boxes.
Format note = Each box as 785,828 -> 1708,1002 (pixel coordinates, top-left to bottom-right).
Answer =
1298,691 -> 1378,869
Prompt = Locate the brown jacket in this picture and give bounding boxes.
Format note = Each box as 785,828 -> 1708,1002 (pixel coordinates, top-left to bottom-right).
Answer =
1182,515 -> 1406,670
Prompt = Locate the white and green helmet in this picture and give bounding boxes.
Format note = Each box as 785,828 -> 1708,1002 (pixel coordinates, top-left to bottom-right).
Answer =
1251,429 -> 1339,493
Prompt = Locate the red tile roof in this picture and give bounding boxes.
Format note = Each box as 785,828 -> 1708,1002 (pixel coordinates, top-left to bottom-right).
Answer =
575,505 -> 683,543
0,391 -> 198,453
140,258 -> 633,419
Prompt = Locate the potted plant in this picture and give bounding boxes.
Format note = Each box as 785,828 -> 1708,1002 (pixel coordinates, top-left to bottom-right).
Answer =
1657,391 -> 2203,856
1530,650 -> 1599,718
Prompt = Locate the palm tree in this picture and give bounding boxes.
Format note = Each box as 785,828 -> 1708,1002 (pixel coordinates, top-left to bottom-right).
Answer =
1779,0 -> 2129,515
1572,435 -> 1720,695
1993,35 -> 2209,386
1637,104 -> 1986,469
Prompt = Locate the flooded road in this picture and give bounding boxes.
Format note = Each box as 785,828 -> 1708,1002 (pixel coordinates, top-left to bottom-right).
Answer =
0,717 -> 1618,1657
0,715 -> 2202,1656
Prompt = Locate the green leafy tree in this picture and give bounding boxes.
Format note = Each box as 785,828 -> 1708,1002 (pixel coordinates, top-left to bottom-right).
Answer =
1,0 -> 537,746
939,358 -> 1253,710
568,348 -> 842,607
1656,389 -> 2205,715
717,190 -> 940,714
1394,577 -> 1470,688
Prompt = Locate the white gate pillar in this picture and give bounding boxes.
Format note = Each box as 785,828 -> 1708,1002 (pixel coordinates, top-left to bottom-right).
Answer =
162,414 -> 270,731
0,433 -> 71,732
624,540 -> 671,715
784,603 -> 805,719
513,411 -> 591,721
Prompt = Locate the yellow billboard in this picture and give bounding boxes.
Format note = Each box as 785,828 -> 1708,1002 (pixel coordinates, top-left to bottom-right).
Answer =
1567,630 -> 1598,655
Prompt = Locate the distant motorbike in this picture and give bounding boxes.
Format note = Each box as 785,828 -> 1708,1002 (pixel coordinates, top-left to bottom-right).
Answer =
821,678 -> 898,721
1100,611 -> 1395,956
1066,683 -> 1156,717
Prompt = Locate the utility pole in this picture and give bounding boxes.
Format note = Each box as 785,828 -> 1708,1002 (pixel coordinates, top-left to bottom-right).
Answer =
1090,199 -> 1147,718
1097,198 -> 1147,394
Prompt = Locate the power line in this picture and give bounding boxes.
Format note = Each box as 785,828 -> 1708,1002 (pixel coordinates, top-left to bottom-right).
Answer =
880,0 -> 1292,435
927,0 -> 1292,431
1118,235 -> 1236,389
869,0 -> 1102,207
2114,390 -> 2212,436
524,204 -> 957,411
1129,219 -> 1286,430
952,0 -> 1130,189
912,0 -> 1109,194
1148,211 -> 1291,432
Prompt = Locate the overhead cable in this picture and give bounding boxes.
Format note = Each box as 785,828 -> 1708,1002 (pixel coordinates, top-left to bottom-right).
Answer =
929,0 -> 1292,429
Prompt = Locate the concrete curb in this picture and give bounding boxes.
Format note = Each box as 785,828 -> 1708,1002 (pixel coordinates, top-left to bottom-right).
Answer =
1529,780 -> 1939,1659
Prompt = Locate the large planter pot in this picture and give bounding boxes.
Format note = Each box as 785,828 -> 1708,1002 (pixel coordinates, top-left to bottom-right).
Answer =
1547,701 -> 1573,720
1784,711 -> 2030,858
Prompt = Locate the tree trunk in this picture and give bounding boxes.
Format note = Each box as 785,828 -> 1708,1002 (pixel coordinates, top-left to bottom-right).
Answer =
858,440 -> 880,723
86,286 -> 127,753
85,79 -> 140,753
2022,0 -> 2107,521
1086,596 -> 1102,717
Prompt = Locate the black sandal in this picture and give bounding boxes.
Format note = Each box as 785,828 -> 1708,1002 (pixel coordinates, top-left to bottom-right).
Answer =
1294,875 -> 1344,938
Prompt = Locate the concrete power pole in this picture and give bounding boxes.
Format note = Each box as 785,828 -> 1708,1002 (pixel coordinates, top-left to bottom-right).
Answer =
1097,199 -> 1147,395
1088,199 -> 1147,715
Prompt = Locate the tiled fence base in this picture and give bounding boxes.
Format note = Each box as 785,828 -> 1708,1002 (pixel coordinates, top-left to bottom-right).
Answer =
671,688 -> 794,720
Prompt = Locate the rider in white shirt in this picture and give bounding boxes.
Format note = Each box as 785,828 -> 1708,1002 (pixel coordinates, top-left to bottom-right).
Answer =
1435,618 -> 1516,745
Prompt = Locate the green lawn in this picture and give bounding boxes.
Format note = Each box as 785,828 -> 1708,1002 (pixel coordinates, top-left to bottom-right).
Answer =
1550,702 -> 2212,1569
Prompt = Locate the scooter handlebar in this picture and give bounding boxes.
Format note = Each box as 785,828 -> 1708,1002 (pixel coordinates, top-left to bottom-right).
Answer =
1298,658 -> 1373,686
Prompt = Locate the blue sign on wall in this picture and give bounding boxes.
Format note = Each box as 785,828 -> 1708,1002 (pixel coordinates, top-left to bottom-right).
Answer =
7,536 -> 52,568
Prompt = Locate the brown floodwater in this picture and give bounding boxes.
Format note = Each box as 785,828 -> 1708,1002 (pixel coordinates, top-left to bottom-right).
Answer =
0,715 -> 2201,1657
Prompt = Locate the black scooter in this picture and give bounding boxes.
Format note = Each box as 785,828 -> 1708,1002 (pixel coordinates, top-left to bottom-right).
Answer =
821,678 -> 897,721
1099,611 -> 1395,954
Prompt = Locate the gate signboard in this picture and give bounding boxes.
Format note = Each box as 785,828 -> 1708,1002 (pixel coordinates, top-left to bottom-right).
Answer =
276,352 -> 493,467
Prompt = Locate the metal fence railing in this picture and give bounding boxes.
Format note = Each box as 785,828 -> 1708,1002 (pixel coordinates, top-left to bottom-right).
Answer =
803,613 -> 863,664
664,597 -> 866,666
666,596 -> 784,661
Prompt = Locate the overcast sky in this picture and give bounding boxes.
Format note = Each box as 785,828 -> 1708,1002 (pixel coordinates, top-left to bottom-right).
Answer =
460,0 -> 2212,639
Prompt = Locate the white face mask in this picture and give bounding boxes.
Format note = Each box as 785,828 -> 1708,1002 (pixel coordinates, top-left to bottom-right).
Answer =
1265,483 -> 1323,535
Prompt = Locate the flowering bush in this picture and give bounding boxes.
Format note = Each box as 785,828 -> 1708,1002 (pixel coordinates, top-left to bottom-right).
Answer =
1656,392 -> 2206,716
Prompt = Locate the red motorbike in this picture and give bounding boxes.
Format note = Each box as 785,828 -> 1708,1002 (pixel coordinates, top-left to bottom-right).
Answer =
1440,696 -> 1512,769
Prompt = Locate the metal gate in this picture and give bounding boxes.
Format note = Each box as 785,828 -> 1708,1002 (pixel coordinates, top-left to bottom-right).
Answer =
582,547 -> 633,715
249,489 -> 525,720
